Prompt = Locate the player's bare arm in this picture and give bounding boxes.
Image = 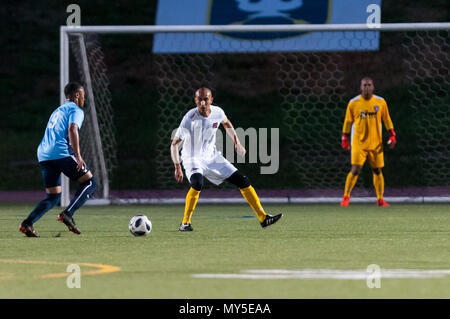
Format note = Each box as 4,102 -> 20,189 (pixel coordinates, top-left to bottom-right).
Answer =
222,117 -> 246,156
68,123 -> 86,172
171,137 -> 184,183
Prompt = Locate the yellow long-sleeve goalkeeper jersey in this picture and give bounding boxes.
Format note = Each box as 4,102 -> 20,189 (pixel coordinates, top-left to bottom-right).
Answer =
342,94 -> 394,150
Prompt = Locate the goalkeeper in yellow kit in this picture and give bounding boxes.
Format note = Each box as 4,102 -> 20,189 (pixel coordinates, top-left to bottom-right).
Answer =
340,77 -> 397,207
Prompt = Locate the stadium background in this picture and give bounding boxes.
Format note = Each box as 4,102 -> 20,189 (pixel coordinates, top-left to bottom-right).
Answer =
0,0 -> 449,199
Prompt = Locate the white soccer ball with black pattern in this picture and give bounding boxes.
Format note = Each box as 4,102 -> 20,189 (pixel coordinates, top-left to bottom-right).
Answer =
129,215 -> 152,236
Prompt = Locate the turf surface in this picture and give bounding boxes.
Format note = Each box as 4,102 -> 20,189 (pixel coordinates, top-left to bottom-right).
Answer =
1,203 -> 449,298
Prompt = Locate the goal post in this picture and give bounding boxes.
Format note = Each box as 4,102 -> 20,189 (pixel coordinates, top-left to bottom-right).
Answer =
60,30 -> 115,206
60,27 -> 70,207
60,23 -> 450,206
74,34 -> 110,199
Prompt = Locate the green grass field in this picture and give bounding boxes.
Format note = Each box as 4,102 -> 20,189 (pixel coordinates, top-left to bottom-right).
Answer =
1,203 -> 450,299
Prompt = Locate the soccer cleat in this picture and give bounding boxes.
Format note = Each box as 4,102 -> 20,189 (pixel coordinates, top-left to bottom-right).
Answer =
179,223 -> 193,232
377,199 -> 390,207
57,211 -> 81,234
341,196 -> 350,207
19,221 -> 39,237
260,213 -> 283,228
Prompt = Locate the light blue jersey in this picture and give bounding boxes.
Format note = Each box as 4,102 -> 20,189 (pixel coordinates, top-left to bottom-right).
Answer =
37,101 -> 84,162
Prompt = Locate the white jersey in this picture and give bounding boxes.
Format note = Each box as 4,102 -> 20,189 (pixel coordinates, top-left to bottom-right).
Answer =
175,105 -> 226,163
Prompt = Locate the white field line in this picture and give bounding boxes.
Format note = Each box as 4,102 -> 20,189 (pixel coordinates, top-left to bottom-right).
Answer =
192,269 -> 450,280
87,196 -> 450,205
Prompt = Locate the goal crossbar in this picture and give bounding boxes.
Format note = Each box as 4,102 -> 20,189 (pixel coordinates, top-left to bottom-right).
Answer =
61,22 -> 450,34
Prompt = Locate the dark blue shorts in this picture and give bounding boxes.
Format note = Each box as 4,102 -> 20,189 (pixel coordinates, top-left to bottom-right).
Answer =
39,156 -> 90,188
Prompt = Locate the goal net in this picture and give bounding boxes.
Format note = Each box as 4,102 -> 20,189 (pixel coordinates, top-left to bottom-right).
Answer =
61,24 -> 450,205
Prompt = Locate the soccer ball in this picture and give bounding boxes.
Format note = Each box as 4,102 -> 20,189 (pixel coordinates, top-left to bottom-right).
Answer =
129,215 -> 152,236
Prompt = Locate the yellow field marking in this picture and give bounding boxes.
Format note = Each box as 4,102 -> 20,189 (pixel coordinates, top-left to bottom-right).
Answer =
0,259 -> 120,279
0,272 -> 14,281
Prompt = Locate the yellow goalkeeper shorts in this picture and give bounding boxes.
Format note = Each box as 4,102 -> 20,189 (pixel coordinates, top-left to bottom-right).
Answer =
351,146 -> 384,168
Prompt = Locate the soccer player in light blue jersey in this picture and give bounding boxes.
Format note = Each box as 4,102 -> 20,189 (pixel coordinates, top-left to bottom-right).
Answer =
19,82 -> 97,237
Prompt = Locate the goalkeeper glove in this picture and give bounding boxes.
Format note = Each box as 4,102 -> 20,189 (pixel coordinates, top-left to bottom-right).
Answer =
341,133 -> 351,151
387,129 -> 397,148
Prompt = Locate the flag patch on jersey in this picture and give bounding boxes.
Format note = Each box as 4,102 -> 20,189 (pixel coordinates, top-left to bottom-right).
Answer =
213,122 -> 218,128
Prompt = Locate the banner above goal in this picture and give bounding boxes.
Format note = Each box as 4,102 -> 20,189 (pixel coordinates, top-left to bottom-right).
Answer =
154,0 -> 381,53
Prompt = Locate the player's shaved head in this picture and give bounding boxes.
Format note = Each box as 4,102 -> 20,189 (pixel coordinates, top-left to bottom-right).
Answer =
361,77 -> 374,84
195,87 -> 212,98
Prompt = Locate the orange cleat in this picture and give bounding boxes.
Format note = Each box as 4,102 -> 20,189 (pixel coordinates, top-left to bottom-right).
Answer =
57,211 -> 81,234
340,196 -> 350,207
19,221 -> 39,237
377,199 -> 390,207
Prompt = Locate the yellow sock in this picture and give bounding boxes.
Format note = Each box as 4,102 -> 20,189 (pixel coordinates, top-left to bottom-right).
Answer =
182,188 -> 200,224
240,186 -> 267,222
373,173 -> 384,200
344,172 -> 358,197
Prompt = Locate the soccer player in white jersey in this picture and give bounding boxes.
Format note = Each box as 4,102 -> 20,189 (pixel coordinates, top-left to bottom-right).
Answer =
171,87 -> 283,231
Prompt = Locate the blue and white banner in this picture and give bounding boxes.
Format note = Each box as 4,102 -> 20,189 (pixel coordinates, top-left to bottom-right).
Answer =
154,0 -> 381,53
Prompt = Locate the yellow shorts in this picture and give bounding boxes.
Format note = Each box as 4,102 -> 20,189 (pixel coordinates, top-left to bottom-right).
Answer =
351,146 -> 384,168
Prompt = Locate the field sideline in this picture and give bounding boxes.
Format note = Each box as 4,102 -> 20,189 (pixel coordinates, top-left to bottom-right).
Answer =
1,203 -> 449,298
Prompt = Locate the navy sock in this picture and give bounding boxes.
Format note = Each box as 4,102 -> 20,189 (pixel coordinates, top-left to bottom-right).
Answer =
66,178 -> 97,217
25,193 -> 61,225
